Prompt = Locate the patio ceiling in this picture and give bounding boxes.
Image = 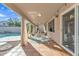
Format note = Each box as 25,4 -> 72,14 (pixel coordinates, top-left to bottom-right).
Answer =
5,3 -> 64,25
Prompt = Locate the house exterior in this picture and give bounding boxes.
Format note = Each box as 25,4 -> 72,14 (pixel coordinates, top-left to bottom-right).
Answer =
0,21 -> 8,27
3,3 -> 79,56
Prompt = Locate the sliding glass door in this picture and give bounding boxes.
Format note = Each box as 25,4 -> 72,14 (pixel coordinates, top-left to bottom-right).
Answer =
62,9 -> 75,53
61,5 -> 79,56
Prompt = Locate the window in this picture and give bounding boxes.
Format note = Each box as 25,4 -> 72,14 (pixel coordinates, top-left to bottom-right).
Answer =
48,19 -> 55,32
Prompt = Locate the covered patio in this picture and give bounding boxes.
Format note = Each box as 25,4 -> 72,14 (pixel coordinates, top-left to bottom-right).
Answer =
2,3 -> 77,56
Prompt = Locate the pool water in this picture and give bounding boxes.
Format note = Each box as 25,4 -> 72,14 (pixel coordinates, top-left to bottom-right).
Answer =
0,33 -> 20,38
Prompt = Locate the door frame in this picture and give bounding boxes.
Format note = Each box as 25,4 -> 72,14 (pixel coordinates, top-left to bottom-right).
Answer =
74,4 -> 79,56
60,4 -> 76,55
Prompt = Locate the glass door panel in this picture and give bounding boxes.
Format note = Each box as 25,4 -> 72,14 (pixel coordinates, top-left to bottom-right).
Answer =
62,9 -> 75,53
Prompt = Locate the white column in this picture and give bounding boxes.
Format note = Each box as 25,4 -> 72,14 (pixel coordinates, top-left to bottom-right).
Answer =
21,17 -> 28,46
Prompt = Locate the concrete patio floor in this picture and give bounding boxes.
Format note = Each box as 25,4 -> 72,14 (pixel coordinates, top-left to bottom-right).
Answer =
1,39 -> 71,56
28,39 -> 71,56
0,39 -> 70,56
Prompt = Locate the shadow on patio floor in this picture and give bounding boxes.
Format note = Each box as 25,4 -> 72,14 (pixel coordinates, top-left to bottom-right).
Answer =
42,40 -> 72,56
29,38 -> 72,56
22,42 -> 42,56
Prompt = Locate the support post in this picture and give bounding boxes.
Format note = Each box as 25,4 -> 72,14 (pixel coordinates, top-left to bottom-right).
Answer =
21,17 -> 28,46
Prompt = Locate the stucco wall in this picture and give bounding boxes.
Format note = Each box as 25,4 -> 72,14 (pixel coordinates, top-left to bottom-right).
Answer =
47,3 -> 75,45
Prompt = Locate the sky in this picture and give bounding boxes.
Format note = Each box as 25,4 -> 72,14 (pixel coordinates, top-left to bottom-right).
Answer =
0,3 -> 20,21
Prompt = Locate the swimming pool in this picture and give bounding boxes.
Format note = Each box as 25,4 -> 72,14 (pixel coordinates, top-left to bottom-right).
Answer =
0,33 -> 21,41
0,33 -> 20,38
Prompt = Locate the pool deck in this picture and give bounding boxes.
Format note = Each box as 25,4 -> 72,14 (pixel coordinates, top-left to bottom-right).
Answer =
0,39 -> 71,56
0,41 -> 20,56
5,44 -> 26,56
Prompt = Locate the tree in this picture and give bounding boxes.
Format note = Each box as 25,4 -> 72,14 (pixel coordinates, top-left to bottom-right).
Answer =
7,18 -> 21,27
7,18 -> 14,26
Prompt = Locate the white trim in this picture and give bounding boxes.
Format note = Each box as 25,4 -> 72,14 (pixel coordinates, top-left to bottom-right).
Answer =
60,4 -> 76,16
74,5 -> 79,56
60,4 -> 76,55
59,44 -> 74,55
